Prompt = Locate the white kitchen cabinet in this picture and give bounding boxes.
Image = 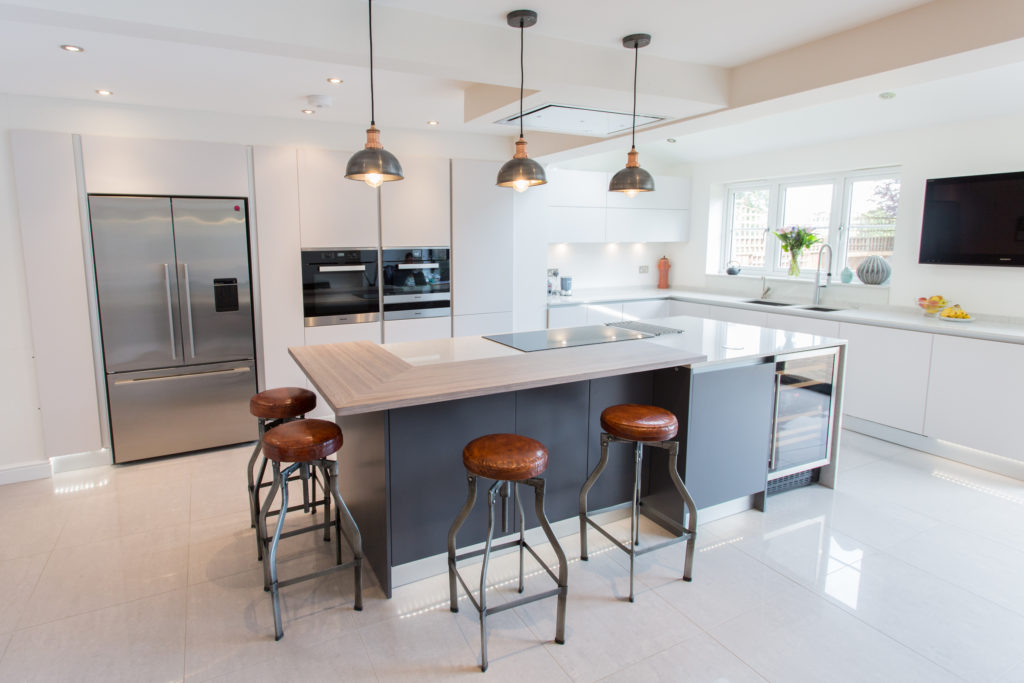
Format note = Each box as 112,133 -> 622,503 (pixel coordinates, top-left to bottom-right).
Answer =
304,321 -> 381,346
545,206 -> 606,243
547,305 -> 588,329
606,175 -> 691,210
380,156 -> 450,248
706,305 -> 768,327
605,208 -> 689,243
765,312 -> 841,338
924,335 -> 1022,462
81,135 -> 249,197
384,317 -> 452,343
451,159 -> 513,317
668,300 -> 710,318
296,148 -> 379,248
622,299 -> 670,320
545,169 -> 607,207
586,302 -> 624,324
453,312 -> 513,338
838,322 -> 932,434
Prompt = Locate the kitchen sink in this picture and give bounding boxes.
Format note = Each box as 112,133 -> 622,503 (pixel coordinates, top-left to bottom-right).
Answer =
744,299 -> 794,306
804,306 -> 843,312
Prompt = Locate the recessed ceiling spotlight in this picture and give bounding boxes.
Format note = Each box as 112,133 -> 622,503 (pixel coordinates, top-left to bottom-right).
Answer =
301,109 -> 316,115
326,77 -> 343,84
60,44 -> 84,52
427,120 -> 439,126
666,138 -> 677,143
95,89 -> 112,96
879,91 -> 896,100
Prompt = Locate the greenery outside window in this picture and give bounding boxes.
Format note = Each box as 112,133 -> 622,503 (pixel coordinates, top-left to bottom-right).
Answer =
722,169 -> 900,278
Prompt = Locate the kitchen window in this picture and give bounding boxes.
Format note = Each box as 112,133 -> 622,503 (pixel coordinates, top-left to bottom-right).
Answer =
722,168 -> 900,278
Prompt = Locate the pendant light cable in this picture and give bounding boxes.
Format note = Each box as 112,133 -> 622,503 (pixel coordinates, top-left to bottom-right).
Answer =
631,42 -> 638,149
369,0 -> 375,126
519,18 -> 525,138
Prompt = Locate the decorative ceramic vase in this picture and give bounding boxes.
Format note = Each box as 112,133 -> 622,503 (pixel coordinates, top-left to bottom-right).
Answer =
840,266 -> 854,284
856,255 -> 891,285
787,251 -> 802,277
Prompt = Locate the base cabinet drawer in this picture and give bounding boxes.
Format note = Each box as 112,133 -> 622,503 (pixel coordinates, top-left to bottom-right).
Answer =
384,317 -> 452,343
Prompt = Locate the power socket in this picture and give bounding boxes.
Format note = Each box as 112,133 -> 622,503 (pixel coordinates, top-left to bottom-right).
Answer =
638,265 -> 649,274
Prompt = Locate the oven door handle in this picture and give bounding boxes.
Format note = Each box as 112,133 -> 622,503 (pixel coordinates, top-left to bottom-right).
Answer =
318,265 -> 368,272
397,263 -> 439,269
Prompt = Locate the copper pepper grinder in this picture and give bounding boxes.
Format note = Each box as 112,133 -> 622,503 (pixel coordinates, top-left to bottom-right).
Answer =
657,255 -> 671,289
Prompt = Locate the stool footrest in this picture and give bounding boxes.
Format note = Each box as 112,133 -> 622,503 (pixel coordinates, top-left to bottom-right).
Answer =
486,586 -> 564,617
450,538 -> 564,615
454,538 -> 522,563
275,559 -> 359,589
278,519 -> 336,541
583,514 -> 693,558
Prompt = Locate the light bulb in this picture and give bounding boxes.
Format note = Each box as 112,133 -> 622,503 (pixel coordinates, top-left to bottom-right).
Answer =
624,189 -> 639,198
512,179 -> 530,193
364,173 -> 383,188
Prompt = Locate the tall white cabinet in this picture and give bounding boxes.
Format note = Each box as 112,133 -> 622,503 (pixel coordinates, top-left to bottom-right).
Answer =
296,148 -> 379,248
451,159 -> 514,337
380,155 -> 450,248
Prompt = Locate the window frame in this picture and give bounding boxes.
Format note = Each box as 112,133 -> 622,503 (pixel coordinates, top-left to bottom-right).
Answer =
721,167 -> 900,279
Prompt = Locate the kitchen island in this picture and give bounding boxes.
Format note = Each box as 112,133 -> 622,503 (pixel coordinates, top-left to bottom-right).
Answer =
290,315 -> 846,595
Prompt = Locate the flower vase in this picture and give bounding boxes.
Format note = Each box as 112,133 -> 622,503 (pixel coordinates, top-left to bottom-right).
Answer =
788,251 -> 801,277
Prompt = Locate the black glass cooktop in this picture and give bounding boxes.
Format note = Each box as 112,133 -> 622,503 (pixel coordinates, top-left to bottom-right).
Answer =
484,325 -> 653,352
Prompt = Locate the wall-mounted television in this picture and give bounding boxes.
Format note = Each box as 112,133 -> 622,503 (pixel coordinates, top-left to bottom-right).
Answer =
919,170 -> 1024,266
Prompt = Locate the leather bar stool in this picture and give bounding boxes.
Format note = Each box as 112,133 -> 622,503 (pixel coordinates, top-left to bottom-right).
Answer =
247,387 -> 318,559
448,434 -> 568,672
578,404 -> 697,602
258,418 -> 363,640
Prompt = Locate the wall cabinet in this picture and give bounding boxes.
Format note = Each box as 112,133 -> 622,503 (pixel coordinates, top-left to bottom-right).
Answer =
545,169 -> 608,207
838,323 -> 932,434
547,305 -> 588,329
606,175 -> 691,210
545,206 -> 605,243
380,156 -> 450,248
605,208 -> 689,243
924,335 -> 1022,462
384,316 -> 451,344
296,148 -> 379,248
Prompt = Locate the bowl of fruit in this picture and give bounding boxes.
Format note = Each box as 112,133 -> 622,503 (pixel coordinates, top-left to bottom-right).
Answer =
939,304 -> 972,322
916,295 -> 947,316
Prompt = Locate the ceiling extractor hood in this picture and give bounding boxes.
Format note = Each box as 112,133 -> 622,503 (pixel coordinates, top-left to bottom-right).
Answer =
497,104 -> 665,137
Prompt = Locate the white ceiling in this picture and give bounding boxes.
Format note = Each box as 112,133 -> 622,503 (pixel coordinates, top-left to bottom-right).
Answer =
0,0 -> 1022,163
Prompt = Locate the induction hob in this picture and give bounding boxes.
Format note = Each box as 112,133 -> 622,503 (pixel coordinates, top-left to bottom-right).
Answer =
484,325 -> 653,352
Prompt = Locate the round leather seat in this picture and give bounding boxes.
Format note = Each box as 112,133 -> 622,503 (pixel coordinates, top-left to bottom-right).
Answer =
250,387 -> 317,420
600,404 -> 678,442
262,419 -> 342,463
463,434 -> 549,481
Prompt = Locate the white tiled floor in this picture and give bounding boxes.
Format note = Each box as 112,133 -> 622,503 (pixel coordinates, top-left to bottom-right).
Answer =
1,430 -> 1023,681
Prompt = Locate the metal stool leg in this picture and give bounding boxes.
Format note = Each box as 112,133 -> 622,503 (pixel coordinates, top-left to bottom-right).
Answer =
478,482 -> 499,672
665,441 -> 697,581
516,483 -> 525,593
254,456 -> 270,561
629,441 -> 644,602
322,463 -> 332,543
259,462 -> 292,640
247,418 -> 266,529
328,459 -> 363,611
579,432 -> 612,561
528,477 -> 568,645
447,474 -> 477,613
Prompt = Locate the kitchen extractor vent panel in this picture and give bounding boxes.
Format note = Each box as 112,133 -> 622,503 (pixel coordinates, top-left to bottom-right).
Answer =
497,104 -> 664,137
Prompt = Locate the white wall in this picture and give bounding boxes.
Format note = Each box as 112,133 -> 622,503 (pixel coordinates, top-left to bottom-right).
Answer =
0,92 -> 511,476
547,241 -> 690,291
681,112 -> 1024,317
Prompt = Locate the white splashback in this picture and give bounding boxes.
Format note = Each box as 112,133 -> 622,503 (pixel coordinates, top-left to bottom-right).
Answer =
547,242 -> 689,290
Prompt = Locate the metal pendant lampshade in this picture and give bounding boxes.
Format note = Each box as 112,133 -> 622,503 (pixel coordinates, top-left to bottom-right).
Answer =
496,9 -> 546,192
610,34 -> 654,197
345,0 -> 403,187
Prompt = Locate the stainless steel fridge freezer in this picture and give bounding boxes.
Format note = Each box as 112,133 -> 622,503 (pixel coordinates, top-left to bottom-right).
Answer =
89,195 -> 257,463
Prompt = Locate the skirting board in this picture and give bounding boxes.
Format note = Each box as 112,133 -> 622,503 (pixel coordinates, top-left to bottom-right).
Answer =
844,416 -> 1024,482
50,448 -> 112,475
0,460 -> 51,486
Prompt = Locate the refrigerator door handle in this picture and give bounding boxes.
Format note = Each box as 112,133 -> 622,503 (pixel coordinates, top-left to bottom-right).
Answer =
183,263 -> 196,359
112,366 -> 251,385
163,263 -> 177,360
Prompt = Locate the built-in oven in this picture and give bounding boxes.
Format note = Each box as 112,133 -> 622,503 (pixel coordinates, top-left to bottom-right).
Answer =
381,247 -> 451,320
301,249 -> 380,326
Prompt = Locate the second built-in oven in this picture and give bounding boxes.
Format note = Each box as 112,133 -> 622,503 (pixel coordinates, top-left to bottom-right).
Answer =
301,249 -> 380,326
381,247 -> 451,320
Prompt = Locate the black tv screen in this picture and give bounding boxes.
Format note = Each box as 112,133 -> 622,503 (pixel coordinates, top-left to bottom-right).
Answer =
919,170 -> 1024,266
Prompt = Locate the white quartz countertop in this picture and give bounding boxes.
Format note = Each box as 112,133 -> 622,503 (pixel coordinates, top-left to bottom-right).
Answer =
547,287 -> 1024,345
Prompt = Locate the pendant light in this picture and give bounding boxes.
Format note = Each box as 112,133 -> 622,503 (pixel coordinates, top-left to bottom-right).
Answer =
609,34 -> 654,197
345,0 -> 403,187
496,9 -> 547,193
